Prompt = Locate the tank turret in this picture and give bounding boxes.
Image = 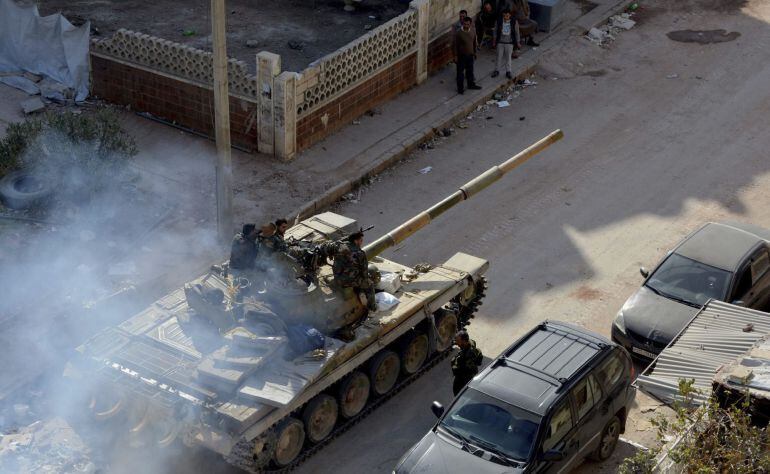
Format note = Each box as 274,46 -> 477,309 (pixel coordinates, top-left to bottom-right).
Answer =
267,130 -> 563,334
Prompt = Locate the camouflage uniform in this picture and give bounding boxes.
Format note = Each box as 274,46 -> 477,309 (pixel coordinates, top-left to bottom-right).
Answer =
269,233 -> 288,253
229,232 -> 258,270
451,339 -> 483,395
333,240 -> 377,311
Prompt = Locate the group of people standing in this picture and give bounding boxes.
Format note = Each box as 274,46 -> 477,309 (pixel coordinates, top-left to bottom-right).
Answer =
454,0 -> 540,93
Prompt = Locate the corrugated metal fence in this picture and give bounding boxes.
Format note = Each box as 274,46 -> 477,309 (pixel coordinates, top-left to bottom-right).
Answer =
636,300 -> 770,405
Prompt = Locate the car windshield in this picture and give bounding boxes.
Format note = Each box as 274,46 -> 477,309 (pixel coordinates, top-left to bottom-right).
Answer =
646,253 -> 731,306
439,389 -> 541,462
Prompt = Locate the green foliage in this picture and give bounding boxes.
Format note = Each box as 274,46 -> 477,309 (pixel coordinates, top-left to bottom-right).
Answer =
0,108 -> 137,179
620,379 -> 770,474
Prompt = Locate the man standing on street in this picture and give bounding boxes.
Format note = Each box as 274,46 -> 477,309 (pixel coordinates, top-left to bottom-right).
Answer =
451,330 -> 483,395
454,16 -> 482,94
492,9 -> 519,79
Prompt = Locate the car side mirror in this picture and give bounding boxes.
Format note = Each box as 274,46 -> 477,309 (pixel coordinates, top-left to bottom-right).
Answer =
639,267 -> 649,278
431,401 -> 444,418
541,449 -> 565,462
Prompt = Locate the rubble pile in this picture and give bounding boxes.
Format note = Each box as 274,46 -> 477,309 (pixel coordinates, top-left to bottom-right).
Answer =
586,13 -> 636,46
0,418 -> 95,474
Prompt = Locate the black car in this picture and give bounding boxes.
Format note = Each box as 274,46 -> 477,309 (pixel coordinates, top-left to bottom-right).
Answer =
612,222 -> 770,360
394,322 -> 635,473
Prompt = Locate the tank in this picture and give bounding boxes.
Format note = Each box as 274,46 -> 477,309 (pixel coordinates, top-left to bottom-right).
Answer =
65,130 -> 563,472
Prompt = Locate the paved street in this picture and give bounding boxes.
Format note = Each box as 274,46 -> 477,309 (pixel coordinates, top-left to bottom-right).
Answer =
156,2 -> 770,473
292,2 -> 770,473
4,0 -> 769,473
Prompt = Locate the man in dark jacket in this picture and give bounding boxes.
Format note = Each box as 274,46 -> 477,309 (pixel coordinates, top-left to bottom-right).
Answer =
451,330 -> 483,395
454,16 -> 482,94
230,224 -> 259,270
475,1 -> 497,48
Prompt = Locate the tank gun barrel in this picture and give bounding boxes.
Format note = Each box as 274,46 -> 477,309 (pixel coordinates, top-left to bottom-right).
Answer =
363,129 -> 564,258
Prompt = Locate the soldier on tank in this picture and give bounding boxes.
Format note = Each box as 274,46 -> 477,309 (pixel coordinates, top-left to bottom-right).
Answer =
451,330 -> 483,395
229,224 -> 259,270
270,218 -> 289,253
332,231 -> 377,312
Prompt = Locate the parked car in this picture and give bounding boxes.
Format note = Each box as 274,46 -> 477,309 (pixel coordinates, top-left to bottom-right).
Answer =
612,222 -> 770,360
393,321 -> 635,473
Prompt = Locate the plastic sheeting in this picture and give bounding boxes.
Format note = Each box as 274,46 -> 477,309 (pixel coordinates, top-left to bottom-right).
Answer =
0,0 -> 90,101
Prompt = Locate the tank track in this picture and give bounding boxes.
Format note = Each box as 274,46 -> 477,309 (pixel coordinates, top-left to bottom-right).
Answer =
226,276 -> 488,473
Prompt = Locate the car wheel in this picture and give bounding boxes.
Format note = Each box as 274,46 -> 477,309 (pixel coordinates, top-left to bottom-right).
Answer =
590,415 -> 621,461
0,170 -> 52,209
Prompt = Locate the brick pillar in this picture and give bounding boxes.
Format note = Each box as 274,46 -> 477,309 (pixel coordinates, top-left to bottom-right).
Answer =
411,0 -> 430,84
256,51 -> 281,155
274,72 -> 297,161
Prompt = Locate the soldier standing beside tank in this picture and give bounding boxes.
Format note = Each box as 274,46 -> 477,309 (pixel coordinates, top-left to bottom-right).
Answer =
230,224 -> 259,270
451,330 -> 483,395
333,231 -> 378,312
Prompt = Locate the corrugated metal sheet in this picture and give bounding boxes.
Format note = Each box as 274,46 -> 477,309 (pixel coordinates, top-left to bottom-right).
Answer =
636,300 -> 770,405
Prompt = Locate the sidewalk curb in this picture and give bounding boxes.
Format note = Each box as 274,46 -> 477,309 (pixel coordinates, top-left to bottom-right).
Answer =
288,0 -> 631,222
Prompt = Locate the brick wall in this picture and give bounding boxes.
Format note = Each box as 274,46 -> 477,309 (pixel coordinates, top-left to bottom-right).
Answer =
90,54 -> 259,151
427,29 -> 455,75
296,53 -> 417,152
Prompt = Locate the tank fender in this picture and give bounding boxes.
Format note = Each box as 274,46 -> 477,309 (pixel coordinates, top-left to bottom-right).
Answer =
442,253 -> 489,279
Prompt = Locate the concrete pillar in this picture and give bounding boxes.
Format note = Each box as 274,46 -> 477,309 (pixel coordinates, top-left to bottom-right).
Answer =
274,71 -> 297,161
411,0 -> 430,84
256,51 -> 281,155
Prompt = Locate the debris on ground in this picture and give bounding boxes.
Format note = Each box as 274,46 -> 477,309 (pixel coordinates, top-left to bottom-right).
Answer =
497,101 -> 510,108
288,40 -> 305,50
245,39 -> 259,48
439,128 -> 453,137
21,97 -> 45,114
0,418 -> 94,474
418,166 -> 432,174
666,73 -> 679,79
586,13 -> 636,46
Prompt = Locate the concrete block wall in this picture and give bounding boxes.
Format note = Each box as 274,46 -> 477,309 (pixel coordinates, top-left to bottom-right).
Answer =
88,0 -> 470,159
295,53 -> 417,152
90,54 -> 259,151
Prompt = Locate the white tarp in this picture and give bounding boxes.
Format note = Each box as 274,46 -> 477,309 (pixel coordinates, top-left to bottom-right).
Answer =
0,0 -> 90,101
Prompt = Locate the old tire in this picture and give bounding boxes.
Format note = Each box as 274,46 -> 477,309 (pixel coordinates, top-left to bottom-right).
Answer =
434,310 -> 458,352
272,417 -> 305,468
0,170 -> 51,210
400,332 -> 429,375
303,394 -> 339,444
369,350 -> 401,397
589,415 -> 621,461
338,371 -> 370,419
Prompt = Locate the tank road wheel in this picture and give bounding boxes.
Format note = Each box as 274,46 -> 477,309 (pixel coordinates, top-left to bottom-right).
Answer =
369,350 -> 401,397
303,394 -> 339,444
338,371 -> 370,419
150,416 -> 180,448
272,417 -> 305,468
251,430 -> 278,470
88,388 -> 125,421
455,277 -> 487,325
434,310 -> 458,352
400,332 -> 429,375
